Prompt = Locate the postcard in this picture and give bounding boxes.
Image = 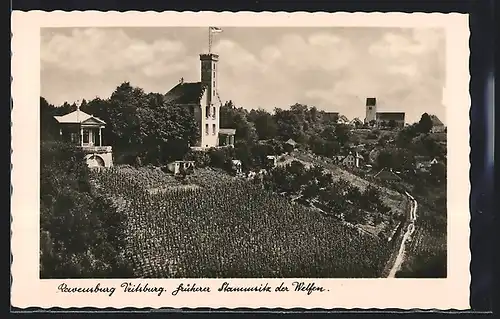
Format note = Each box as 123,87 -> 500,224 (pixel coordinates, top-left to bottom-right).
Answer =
11,11 -> 470,309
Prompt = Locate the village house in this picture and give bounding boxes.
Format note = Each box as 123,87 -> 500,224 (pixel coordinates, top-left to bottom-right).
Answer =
333,151 -> 364,168
364,97 -> 405,128
164,51 -> 236,150
54,107 -> 113,168
230,159 -> 243,175
349,117 -> 363,128
337,114 -> 350,125
415,156 -> 440,172
430,115 -> 446,133
166,160 -> 195,175
284,138 -> 298,152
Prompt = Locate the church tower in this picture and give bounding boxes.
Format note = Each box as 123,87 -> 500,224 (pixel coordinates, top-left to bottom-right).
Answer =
199,53 -> 220,147
365,97 -> 377,124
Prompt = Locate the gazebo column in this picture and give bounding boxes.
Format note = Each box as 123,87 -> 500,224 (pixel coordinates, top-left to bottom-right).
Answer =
230,135 -> 234,145
89,129 -> 93,146
225,135 -> 229,146
99,127 -> 102,146
80,127 -> 84,146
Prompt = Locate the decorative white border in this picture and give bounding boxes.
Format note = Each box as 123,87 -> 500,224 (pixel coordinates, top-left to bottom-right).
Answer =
11,11 -> 470,309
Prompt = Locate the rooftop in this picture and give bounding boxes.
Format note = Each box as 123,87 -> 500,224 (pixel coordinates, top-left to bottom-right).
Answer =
164,82 -> 207,105
430,115 -> 444,126
54,110 -> 106,125
376,112 -> 405,120
219,128 -> 236,135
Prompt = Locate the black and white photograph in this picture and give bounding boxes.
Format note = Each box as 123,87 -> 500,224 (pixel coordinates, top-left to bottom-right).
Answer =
39,25 -> 448,279
11,11 -> 471,309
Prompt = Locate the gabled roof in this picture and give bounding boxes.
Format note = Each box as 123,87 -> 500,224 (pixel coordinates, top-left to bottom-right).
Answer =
430,115 -> 444,126
164,82 -> 207,105
285,138 -> 297,146
350,117 -> 363,124
374,168 -> 402,181
338,115 -> 350,122
54,110 -> 106,125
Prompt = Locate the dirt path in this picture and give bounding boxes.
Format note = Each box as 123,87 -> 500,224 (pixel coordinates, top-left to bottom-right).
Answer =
387,192 -> 418,278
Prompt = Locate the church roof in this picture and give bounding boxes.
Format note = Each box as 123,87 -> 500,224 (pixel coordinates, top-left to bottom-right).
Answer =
54,110 -> 106,124
376,112 -> 405,121
164,82 -> 207,105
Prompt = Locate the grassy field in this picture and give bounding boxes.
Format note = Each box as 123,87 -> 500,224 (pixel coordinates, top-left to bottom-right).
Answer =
92,165 -> 393,278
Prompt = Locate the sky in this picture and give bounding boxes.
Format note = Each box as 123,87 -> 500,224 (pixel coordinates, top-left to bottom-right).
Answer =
41,27 -> 446,124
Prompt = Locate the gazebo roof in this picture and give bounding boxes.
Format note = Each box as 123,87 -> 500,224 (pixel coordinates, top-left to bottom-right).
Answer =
54,110 -> 106,125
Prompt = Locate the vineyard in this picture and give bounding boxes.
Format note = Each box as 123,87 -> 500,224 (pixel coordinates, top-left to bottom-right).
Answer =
92,166 -> 393,278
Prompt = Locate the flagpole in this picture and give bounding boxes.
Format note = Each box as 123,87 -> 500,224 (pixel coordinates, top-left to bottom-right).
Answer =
208,27 -> 212,53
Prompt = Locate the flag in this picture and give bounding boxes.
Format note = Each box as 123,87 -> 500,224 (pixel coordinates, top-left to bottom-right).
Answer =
210,27 -> 223,33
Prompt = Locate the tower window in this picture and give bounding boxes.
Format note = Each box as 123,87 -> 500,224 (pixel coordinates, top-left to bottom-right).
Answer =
212,106 -> 216,119
205,124 -> 209,135
212,124 -> 216,135
213,89 -> 216,96
368,107 -> 372,110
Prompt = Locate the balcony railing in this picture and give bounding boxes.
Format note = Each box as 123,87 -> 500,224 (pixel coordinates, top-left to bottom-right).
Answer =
80,145 -> 112,153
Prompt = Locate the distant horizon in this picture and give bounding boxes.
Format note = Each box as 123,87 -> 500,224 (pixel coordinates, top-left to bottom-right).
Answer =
42,91 -> 443,126
41,27 -> 447,125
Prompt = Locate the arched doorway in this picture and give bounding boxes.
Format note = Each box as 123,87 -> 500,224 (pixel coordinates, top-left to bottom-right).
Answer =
86,155 -> 105,168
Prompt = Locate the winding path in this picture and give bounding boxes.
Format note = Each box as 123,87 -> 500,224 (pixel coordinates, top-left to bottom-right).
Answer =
387,191 -> 418,278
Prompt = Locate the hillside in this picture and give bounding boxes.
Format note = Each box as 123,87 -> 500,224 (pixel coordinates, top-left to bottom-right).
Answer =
92,165 -> 392,278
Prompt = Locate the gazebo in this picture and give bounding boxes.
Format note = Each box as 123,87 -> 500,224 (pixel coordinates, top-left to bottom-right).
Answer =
54,107 -> 113,168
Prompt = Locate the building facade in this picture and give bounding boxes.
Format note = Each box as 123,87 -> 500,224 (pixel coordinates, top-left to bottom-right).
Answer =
376,112 -> 406,128
364,97 -> 405,128
54,109 -> 113,168
430,115 -> 446,133
365,97 -> 377,123
164,52 -> 235,150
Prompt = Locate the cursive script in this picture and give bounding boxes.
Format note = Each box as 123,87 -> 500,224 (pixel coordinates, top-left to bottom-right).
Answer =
58,283 -> 116,297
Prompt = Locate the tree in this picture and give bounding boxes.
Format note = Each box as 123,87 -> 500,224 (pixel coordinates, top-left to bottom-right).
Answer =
40,141 -> 132,278
429,162 -> 446,184
248,109 -> 277,140
40,97 -> 59,141
417,113 -> 433,134
334,124 -> 351,146
220,102 -> 258,142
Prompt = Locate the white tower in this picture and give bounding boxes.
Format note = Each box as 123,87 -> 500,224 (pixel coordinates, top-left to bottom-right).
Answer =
365,97 -> 377,124
199,53 -> 220,148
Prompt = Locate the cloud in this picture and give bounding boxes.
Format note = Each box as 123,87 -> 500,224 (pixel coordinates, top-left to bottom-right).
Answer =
369,32 -> 426,58
41,28 -> 445,125
211,32 -> 355,109
41,28 -> 187,77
